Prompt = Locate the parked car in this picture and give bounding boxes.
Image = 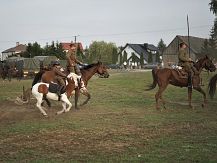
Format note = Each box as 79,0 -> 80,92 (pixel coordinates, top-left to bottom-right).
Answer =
143,64 -> 158,69
107,64 -> 121,69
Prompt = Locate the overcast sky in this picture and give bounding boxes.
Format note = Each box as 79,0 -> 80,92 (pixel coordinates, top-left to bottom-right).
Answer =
0,0 -> 215,51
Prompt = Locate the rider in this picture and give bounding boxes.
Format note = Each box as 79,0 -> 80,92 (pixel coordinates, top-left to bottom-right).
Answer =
178,42 -> 199,88
66,43 -> 84,88
51,60 -> 67,100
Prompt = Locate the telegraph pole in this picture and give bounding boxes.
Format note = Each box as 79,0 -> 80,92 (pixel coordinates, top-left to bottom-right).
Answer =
74,35 -> 80,43
187,15 -> 191,58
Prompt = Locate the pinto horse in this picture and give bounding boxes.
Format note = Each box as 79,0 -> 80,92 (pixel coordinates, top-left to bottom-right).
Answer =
32,74 -> 77,116
146,56 -> 216,109
32,62 -> 109,109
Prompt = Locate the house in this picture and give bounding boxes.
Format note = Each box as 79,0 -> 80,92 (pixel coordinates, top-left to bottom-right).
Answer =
60,42 -> 83,53
162,35 -> 206,67
117,43 -> 158,68
1,42 -> 27,61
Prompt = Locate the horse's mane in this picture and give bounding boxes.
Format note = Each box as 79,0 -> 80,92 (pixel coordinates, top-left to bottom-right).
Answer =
81,62 -> 100,70
194,56 -> 208,70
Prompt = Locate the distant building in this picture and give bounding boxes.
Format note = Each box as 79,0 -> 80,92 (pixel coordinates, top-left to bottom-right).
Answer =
162,35 -> 206,67
117,43 -> 158,68
1,42 -> 27,61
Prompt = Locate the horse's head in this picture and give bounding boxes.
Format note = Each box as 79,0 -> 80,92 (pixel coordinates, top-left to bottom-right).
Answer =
200,55 -> 216,72
96,62 -> 109,78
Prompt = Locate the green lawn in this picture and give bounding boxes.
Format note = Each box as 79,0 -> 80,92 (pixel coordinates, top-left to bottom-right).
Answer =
0,70 -> 216,163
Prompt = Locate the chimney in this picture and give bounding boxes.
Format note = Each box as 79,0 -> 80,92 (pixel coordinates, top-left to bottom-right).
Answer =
16,42 -> 19,46
144,43 -> 148,49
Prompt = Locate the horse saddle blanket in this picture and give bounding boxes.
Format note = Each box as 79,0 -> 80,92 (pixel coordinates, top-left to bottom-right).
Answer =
48,83 -> 65,94
175,69 -> 188,78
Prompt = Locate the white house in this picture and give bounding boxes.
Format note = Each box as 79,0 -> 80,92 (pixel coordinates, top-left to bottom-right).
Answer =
117,43 -> 158,68
1,42 -> 27,61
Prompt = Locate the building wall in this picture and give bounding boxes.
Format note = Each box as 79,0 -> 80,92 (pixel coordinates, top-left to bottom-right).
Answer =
1,52 -> 14,61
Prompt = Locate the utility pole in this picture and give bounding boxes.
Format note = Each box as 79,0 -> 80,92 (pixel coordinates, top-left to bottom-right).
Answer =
187,15 -> 191,58
74,35 -> 80,43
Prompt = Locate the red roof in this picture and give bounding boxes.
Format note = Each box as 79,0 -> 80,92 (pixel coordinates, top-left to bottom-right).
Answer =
60,42 -> 83,52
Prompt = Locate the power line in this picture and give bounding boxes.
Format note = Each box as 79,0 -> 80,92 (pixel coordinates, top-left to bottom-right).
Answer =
0,24 -> 212,44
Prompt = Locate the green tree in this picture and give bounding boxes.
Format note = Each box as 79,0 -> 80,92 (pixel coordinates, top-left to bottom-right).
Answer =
23,42 -> 43,58
208,1 -> 217,59
123,50 -> 128,63
88,41 -> 118,64
157,38 -> 166,61
210,0 -> 217,14
112,47 -> 118,64
140,53 -> 144,67
43,41 -> 66,59
148,52 -> 153,63
201,39 -> 209,55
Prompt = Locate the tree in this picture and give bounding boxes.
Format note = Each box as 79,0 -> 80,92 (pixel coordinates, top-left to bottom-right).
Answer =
112,47 -> 118,64
123,50 -> 128,63
88,41 -> 118,64
22,42 -> 43,58
148,52 -> 153,63
140,53 -> 144,67
208,1 -> 217,59
43,41 -> 66,59
210,0 -> 217,14
156,38 -> 167,62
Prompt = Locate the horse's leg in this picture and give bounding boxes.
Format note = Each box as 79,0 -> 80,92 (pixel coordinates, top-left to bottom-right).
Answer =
80,88 -> 91,106
160,95 -> 166,109
155,84 -> 167,110
188,88 -> 193,109
193,86 -> 207,108
36,96 -> 48,116
56,102 -> 66,115
74,87 -> 79,110
43,94 -> 51,107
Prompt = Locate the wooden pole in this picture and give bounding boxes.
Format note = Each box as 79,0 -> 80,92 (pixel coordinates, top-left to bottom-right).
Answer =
187,15 -> 191,58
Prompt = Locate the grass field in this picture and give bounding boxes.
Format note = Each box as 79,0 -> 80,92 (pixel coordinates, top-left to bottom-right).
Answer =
0,70 -> 217,162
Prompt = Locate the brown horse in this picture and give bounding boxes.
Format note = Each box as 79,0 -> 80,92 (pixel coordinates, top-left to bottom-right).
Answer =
32,62 -> 109,109
146,56 -> 216,109
208,73 -> 217,99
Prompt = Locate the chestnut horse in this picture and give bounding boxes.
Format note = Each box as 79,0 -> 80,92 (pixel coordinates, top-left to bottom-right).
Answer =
146,56 -> 216,109
208,73 -> 217,99
32,74 -> 76,116
32,62 -> 109,109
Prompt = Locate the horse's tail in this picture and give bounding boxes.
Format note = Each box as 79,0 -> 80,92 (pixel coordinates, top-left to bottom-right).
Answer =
145,68 -> 158,91
32,71 -> 44,87
208,74 -> 217,99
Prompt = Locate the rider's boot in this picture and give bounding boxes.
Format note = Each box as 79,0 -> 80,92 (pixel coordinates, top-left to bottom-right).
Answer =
57,85 -> 64,101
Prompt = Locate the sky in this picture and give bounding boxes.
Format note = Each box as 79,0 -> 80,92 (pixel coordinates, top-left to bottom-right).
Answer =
0,0 -> 215,51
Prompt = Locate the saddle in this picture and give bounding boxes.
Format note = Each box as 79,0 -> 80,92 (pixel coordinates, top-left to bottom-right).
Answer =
174,66 -> 188,78
48,83 -> 66,94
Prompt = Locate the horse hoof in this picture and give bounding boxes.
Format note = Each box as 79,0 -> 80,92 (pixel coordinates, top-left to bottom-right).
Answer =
43,114 -> 48,117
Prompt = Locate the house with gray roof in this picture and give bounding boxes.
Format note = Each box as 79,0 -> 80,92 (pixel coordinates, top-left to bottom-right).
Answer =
117,43 -> 159,68
1,42 -> 27,61
162,35 -> 206,67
